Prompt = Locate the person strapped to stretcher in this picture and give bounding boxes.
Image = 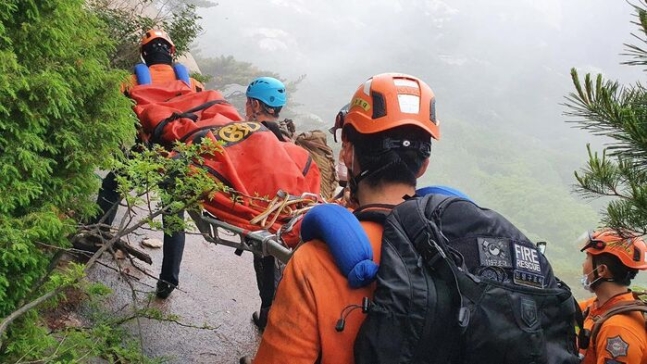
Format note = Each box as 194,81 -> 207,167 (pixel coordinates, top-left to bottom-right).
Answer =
128,73 -> 322,328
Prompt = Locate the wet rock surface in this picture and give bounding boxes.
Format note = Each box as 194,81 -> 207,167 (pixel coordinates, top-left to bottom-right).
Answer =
86,227 -> 262,363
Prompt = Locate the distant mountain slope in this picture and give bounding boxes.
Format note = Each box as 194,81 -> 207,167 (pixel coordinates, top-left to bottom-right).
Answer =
192,0 -> 641,292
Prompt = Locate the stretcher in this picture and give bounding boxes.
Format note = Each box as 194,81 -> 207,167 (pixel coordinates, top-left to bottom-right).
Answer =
129,81 -> 322,264
188,209 -> 296,264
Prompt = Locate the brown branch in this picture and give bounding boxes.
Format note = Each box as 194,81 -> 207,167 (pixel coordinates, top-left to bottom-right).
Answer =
0,192 -> 204,347
111,311 -> 222,331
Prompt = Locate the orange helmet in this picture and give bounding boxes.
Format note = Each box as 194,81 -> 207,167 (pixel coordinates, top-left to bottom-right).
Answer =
342,73 -> 440,140
580,229 -> 647,270
140,29 -> 175,55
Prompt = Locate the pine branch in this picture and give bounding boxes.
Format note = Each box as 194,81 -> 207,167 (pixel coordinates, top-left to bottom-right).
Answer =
565,70 -> 647,168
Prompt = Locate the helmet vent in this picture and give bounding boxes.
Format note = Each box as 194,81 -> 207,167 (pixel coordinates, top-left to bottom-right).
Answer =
371,92 -> 386,119
634,245 -> 641,262
430,98 -> 438,125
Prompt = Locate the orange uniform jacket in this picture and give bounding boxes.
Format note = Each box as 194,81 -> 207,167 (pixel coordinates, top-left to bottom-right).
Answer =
579,292 -> 647,364
253,220 -> 384,364
122,63 -> 204,93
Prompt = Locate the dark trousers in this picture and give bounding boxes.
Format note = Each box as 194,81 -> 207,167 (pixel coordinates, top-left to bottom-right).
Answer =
253,255 -> 276,309
91,171 -> 120,226
159,210 -> 186,287
92,172 -> 186,287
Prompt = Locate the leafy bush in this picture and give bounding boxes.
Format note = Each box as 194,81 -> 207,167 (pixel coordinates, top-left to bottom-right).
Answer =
0,0 -> 134,359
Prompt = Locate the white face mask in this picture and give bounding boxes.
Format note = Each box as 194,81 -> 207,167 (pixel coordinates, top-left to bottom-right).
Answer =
336,161 -> 348,182
580,267 -> 602,292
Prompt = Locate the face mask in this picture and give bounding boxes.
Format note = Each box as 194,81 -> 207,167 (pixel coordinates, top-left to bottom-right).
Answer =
580,267 -> 602,292
336,162 -> 348,182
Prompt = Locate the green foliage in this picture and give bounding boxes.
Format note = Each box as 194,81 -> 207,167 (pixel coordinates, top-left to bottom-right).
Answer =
0,0 -> 144,360
0,0 -> 218,361
564,1 -> 647,233
3,311 -> 57,361
4,307 -> 161,363
107,140 -> 223,235
195,55 -> 322,128
0,0 -> 134,315
198,55 -> 286,93
89,0 -> 204,69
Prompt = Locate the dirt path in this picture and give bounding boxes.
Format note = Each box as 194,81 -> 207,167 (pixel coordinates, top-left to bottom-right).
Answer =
86,226 -> 262,363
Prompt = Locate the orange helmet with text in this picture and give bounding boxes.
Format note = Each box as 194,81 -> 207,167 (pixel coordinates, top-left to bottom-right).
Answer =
580,228 -> 647,270
342,73 -> 440,140
140,29 -> 176,55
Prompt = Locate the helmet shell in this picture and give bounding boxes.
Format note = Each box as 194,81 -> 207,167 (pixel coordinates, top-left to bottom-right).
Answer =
583,229 -> 647,270
246,77 -> 287,108
344,73 -> 440,140
141,29 -> 175,55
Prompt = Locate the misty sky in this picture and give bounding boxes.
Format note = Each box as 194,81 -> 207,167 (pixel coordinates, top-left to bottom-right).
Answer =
195,0 -> 637,128
190,1 -> 645,288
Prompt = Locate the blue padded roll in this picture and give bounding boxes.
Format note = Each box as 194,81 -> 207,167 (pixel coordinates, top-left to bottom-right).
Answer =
301,204 -> 378,288
172,63 -> 191,87
300,186 -> 472,288
133,63 -> 152,85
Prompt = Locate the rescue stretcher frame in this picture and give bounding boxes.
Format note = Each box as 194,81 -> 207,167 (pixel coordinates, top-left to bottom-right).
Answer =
187,209 -> 294,264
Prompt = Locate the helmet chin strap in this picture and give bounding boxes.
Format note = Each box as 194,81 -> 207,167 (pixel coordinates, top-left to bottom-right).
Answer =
589,256 -> 615,289
348,149 -> 402,204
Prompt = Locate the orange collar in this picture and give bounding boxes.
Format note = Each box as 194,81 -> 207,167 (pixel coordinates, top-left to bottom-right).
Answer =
589,291 -> 634,316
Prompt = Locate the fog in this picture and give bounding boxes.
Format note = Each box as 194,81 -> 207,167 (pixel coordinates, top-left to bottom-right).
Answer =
196,0 -> 637,133
190,1 -> 644,292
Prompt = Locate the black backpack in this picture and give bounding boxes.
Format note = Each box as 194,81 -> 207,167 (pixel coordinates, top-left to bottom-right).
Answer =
353,194 -> 581,364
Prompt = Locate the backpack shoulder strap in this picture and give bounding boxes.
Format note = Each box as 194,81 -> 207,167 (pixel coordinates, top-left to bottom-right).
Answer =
353,204 -> 395,224
133,63 -> 151,85
390,195 -> 471,328
172,63 -> 192,87
591,300 -> 647,347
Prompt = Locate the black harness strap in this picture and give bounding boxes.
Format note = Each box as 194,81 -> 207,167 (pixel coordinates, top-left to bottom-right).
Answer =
590,300 -> 647,349
202,165 -> 234,191
301,155 -> 312,177
150,99 -> 231,144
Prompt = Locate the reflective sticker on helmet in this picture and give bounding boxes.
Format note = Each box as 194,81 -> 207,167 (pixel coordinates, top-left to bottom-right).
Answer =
362,79 -> 372,96
351,97 -> 371,112
430,98 -> 438,125
394,79 -> 418,88
644,251 -> 647,262
398,94 -> 420,114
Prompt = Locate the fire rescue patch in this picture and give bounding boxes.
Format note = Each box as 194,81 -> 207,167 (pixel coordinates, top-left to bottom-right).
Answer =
606,336 -> 629,358
477,238 -> 512,268
512,243 -> 545,288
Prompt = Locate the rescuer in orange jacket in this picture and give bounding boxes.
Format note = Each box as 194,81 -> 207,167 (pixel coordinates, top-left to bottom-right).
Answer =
578,228 -> 647,364
249,73 -> 440,364
90,29 -> 203,300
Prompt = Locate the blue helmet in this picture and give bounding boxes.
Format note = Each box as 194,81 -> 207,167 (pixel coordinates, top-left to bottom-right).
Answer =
246,77 -> 287,108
